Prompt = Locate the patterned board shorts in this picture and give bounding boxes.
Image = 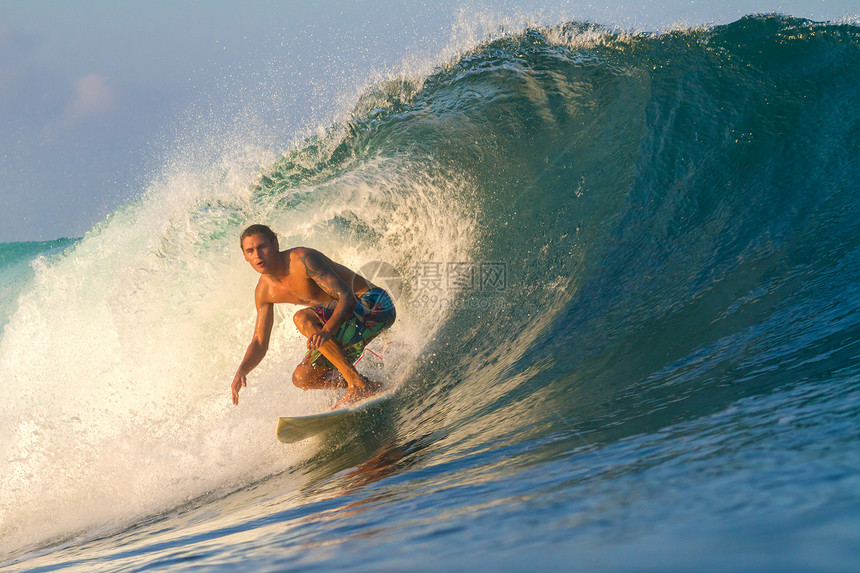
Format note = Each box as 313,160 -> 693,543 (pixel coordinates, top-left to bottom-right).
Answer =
301,287 -> 396,369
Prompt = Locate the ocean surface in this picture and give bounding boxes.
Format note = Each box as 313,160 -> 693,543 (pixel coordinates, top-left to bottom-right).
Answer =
2,14 -> 860,571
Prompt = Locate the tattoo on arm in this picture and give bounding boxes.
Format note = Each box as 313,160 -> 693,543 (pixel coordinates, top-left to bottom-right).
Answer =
299,250 -> 325,280
299,250 -> 350,300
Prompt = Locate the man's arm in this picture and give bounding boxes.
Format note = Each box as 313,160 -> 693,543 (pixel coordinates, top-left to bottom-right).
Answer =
296,248 -> 357,348
231,291 -> 274,405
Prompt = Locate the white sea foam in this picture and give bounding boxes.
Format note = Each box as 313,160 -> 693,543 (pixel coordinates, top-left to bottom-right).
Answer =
0,111 -> 478,559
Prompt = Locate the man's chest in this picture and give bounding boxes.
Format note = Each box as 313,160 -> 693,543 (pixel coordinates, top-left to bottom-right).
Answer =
265,275 -> 327,306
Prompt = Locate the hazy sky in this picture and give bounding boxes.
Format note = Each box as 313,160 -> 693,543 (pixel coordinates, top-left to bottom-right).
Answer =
1,0 -> 857,242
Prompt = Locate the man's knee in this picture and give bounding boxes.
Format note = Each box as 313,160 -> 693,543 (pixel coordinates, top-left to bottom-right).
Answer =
292,365 -> 310,389
293,308 -> 313,329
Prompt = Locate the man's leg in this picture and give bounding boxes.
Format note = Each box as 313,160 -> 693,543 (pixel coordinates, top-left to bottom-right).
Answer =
293,308 -> 381,404
292,362 -> 345,390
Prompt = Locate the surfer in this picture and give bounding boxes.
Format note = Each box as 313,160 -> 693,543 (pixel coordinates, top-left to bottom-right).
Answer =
230,224 -> 396,409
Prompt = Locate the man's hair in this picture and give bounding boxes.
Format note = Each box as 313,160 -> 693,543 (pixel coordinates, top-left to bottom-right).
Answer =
240,224 -> 278,249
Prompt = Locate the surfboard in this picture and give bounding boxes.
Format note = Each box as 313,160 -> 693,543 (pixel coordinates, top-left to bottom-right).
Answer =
276,388 -> 397,444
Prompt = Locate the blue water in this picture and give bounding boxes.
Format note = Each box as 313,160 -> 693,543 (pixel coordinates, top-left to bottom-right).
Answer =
2,14 -> 860,571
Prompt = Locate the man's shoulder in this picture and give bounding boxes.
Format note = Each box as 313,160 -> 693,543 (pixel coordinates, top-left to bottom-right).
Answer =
287,247 -> 330,272
287,246 -> 317,260
253,276 -> 272,303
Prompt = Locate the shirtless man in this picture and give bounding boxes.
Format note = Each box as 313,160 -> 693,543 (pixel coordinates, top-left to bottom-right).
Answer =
230,224 -> 396,408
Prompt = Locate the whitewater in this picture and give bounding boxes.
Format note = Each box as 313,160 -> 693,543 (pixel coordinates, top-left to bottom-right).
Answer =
2,13 -> 860,571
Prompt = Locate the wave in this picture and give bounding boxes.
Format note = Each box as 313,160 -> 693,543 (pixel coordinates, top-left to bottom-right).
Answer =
2,13 -> 859,562
0,239 -> 78,332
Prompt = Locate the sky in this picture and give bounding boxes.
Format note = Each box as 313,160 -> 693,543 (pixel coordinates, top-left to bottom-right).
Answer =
1,0 -> 858,243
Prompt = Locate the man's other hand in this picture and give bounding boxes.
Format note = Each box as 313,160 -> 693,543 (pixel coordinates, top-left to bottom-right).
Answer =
307,331 -> 333,350
231,371 -> 247,405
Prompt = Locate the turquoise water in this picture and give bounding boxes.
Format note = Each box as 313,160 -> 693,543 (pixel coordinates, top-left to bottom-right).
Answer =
2,15 -> 860,571
0,239 -> 78,333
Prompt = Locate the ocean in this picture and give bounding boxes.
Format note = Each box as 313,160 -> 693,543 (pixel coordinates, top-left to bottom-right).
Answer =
2,14 -> 860,571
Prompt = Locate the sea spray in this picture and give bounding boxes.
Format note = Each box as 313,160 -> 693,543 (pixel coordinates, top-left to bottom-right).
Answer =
0,119 -> 478,557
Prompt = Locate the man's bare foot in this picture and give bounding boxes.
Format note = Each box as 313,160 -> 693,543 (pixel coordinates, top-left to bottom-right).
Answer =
333,377 -> 384,409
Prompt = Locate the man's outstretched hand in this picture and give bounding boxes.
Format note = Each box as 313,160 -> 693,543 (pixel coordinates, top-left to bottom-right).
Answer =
231,370 -> 247,405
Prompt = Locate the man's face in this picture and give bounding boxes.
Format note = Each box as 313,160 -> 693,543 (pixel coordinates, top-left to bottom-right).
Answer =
242,233 -> 277,274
